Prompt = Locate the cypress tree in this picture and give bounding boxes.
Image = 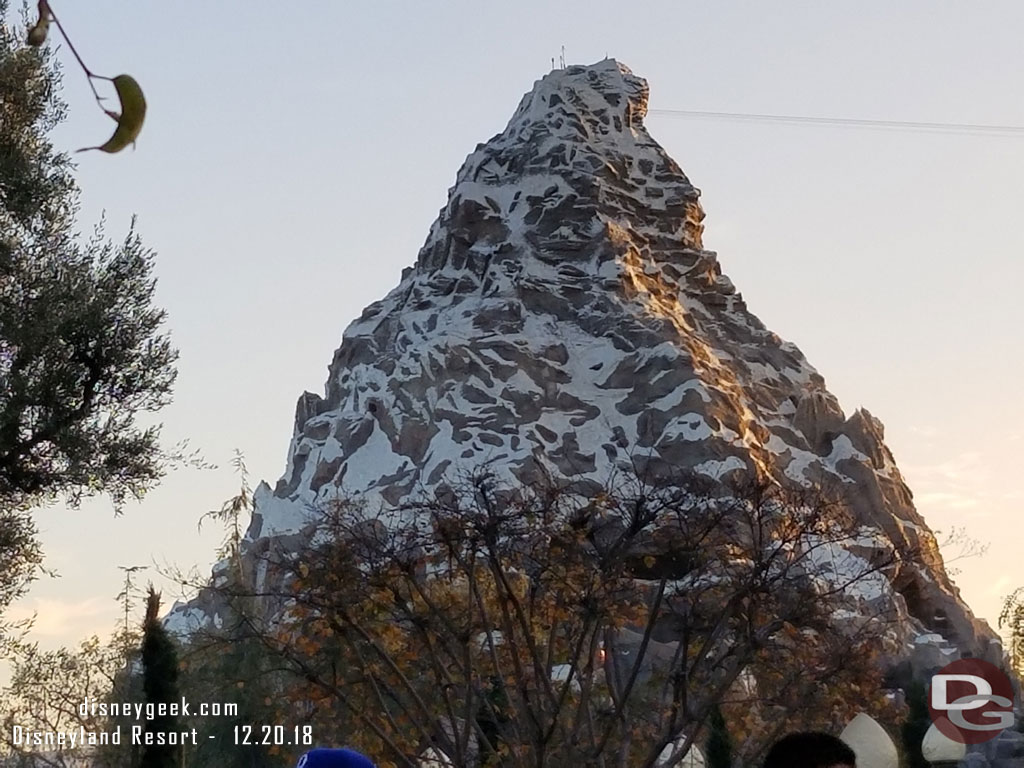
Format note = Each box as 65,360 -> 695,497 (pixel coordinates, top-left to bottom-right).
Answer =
900,679 -> 931,768
706,702 -> 733,768
140,587 -> 181,768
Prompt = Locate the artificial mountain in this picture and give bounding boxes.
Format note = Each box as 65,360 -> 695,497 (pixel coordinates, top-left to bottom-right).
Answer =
167,60 -> 997,673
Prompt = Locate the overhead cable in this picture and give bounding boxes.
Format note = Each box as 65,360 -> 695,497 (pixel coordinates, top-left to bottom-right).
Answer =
647,108 -> 1024,136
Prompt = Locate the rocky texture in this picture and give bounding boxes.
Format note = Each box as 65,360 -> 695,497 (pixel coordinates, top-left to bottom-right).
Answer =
167,60 -> 996,666
962,709 -> 1024,768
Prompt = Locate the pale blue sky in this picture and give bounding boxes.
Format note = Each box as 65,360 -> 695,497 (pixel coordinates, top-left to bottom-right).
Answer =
8,2 -> 1023,652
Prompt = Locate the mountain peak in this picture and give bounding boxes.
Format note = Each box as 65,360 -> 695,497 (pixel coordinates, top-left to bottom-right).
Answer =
414,59 -> 704,285
510,59 -> 650,134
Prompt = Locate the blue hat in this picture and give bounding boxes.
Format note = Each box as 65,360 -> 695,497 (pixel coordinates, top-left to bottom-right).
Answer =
296,748 -> 376,768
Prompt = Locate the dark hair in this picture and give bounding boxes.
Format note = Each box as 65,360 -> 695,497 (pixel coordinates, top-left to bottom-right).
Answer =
763,732 -> 856,768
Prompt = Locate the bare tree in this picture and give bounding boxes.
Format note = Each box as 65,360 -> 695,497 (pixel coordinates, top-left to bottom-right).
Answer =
183,467 -> 909,768
0,578 -> 145,768
999,587 -> 1024,679
0,632 -> 138,768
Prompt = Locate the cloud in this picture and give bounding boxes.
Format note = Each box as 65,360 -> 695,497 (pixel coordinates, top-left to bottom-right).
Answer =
987,574 -> 1012,598
899,450 -> 996,517
7,597 -> 111,640
906,451 -> 987,482
913,492 -> 980,511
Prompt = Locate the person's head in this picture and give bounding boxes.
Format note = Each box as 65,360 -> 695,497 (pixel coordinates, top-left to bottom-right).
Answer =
763,731 -> 856,768
296,748 -> 376,768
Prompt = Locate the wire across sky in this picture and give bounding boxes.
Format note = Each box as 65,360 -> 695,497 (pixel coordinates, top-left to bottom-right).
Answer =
647,107 -> 1024,136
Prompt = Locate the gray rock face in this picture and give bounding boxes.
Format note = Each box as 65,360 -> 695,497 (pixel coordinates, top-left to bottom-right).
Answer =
963,718 -> 1024,768
167,60 -> 994,660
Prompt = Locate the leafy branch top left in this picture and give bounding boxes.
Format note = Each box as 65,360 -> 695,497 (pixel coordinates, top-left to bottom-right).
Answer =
27,0 -> 146,154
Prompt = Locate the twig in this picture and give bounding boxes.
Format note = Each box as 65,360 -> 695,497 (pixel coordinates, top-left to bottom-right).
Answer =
43,2 -> 116,120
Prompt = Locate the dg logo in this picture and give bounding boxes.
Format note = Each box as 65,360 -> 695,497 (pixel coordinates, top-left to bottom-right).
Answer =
929,658 -> 1016,744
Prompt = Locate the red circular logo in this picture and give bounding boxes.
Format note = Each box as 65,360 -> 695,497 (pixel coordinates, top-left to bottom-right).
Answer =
928,658 -> 1015,744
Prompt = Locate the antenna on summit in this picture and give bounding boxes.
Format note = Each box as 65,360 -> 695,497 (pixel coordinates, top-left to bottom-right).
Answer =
559,46 -> 565,69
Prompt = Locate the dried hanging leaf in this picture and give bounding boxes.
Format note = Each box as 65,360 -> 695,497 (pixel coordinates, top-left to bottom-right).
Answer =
26,0 -> 51,46
77,74 -> 147,153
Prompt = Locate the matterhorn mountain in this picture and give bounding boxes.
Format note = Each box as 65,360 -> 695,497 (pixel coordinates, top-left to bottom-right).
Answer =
167,59 -> 996,670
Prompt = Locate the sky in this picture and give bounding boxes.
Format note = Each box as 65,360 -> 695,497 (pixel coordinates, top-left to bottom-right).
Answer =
5,1 -> 1023,658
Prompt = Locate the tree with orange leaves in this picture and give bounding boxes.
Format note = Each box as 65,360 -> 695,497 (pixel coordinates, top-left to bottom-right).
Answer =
177,465 -> 914,768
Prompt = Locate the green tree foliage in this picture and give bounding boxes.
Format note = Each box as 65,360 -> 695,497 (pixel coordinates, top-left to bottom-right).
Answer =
0,0 -> 176,647
0,210 -> 178,511
0,1 -> 62,645
0,506 -> 41,649
1,0 -> 176,512
140,587 -> 181,768
900,679 -> 930,768
705,702 -> 733,768
0,0 -> 72,245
